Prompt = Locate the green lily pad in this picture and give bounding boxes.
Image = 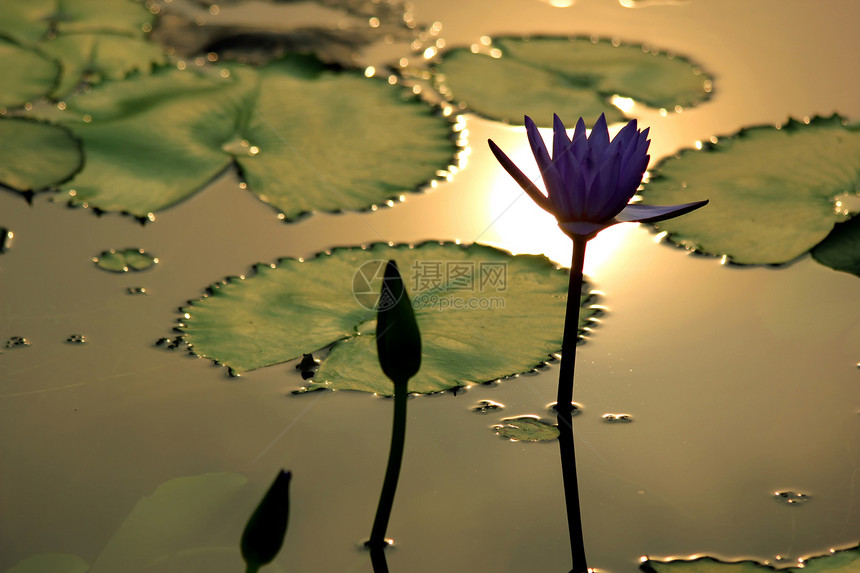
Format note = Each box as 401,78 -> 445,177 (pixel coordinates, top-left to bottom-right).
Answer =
0,39 -> 59,109
0,118 -> 82,192
434,36 -> 712,126
28,56 -> 456,219
39,33 -> 168,98
0,1 -> 161,101
179,242 -> 601,395
492,416 -> 560,442
93,248 -> 158,272
0,0 -> 155,46
641,115 -> 860,265
641,544 -> 859,573
5,473 -> 277,573
90,473 -> 248,572
810,215 -> 860,277
5,554 -> 90,573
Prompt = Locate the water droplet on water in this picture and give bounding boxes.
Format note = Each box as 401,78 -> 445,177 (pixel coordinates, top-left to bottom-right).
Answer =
65,334 -> 86,344
472,399 -> 504,414
601,413 -> 633,423
5,336 -> 30,349
0,227 -> 12,253
773,490 -> 810,505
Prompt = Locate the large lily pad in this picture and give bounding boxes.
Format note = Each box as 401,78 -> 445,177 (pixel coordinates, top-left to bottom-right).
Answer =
434,36 -> 712,126
39,33 -> 167,98
4,473 -> 288,573
641,544 -> 859,573
0,0 -> 154,46
641,115 -> 860,265
179,242 -> 600,395
5,554 -> 90,573
91,473 -> 248,572
0,1 -> 161,101
0,118 -> 82,192
0,39 -> 59,109
27,56 -> 456,219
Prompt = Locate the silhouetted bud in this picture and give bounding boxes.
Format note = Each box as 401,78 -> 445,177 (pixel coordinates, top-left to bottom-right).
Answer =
376,260 -> 421,385
241,470 -> 291,572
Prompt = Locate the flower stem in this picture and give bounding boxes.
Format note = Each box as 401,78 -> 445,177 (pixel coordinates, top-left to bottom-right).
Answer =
557,235 -> 589,573
368,380 -> 409,550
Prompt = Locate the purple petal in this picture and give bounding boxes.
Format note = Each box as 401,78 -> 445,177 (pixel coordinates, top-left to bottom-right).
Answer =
587,149 -> 626,221
525,116 -> 564,199
588,113 -> 610,159
487,139 -> 554,213
570,117 -> 588,161
552,114 -> 571,160
614,200 -> 709,223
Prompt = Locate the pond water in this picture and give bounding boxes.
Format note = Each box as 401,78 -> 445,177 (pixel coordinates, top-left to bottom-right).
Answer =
1,0 -> 858,572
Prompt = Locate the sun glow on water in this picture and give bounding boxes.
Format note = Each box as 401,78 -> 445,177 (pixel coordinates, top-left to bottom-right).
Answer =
482,144 -> 639,276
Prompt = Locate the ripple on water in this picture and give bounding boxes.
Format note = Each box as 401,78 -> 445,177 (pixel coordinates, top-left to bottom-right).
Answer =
5,336 -> 29,349
773,490 -> 810,505
65,334 -> 86,344
472,399 -> 504,414
547,401 -> 583,416
601,413 -> 633,423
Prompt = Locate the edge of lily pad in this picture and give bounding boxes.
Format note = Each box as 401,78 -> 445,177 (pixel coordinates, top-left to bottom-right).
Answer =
0,116 -> 85,199
640,542 -> 860,573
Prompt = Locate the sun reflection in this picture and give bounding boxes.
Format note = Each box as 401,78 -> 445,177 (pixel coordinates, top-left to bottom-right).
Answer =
482,144 -> 639,276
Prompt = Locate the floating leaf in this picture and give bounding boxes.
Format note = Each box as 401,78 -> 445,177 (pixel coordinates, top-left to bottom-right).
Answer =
810,215 -> 860,277
93,248 -> 158,273
492,416 -> 559,442
434,36 -> 712,126
0,1 -> 160,100
641,544 -> 860,573
90,473 -> 248,572
641,115 -> 860,265
151,0 -> 420,67
39,33 -> 168,98
29,56 -> 456,219
0,0 -> 155,46
0,38 -> 59,109
179,242 -> 601,395
0,118 -> 82,192
5,553 -> 90,573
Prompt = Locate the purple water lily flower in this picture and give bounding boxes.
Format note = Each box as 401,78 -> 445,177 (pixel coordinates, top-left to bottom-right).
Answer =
488,113 -> 707,239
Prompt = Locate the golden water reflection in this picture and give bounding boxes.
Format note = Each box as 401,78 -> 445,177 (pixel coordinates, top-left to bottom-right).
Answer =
479,128 -> 643,276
